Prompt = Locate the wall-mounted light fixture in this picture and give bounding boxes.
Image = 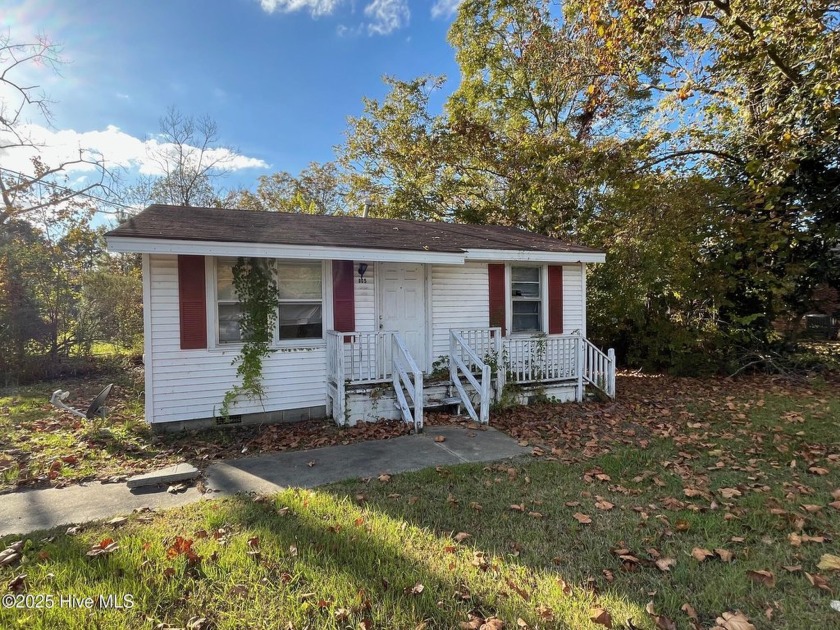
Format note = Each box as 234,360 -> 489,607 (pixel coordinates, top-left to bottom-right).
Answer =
357,262 -> 368,283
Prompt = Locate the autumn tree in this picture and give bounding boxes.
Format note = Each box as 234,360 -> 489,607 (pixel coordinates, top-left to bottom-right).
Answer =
569,0 -> 840,332
235,161 -> 349,214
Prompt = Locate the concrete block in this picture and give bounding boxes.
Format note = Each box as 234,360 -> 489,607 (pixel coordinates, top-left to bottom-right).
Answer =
126,462 -> 200,489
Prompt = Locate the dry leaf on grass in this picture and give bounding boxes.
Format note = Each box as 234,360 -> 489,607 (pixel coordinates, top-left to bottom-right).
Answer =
713,611 -> 756,630
573,512 -> 592,524
817,554 -> 840,571
691,547 -> 715,562
746,569 -> 776,587
453,532 -> 471,543
589,607 -> 612,628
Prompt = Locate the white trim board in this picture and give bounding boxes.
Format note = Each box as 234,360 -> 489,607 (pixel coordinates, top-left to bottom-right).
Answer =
107,237 -> 465,265
106,237 -> 606,265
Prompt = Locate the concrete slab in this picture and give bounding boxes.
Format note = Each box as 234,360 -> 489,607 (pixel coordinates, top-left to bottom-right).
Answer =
0,425 -> 527,536
422,425 -> 531,463
0,482 -> 203,537
204,426 -> 527,495
126,462 -> 200,488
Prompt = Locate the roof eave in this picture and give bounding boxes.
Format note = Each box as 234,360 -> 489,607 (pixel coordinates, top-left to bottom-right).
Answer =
463,248 -> 606,264
105,236 -> 467,264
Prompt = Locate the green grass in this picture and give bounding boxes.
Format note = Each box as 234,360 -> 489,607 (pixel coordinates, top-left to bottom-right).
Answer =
1,375 -> 838,629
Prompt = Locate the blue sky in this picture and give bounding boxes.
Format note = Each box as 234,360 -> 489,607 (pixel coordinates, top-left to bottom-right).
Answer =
2,0 -> 464,194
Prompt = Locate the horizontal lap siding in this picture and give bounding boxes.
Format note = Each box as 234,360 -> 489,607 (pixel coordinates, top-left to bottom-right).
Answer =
354,262 -> 376,333
562,264 -> 584,334
148,254 -> 326,423
431,263 -> 489,362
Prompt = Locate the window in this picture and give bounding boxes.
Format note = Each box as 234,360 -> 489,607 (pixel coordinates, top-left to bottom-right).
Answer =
276,263 -> 323,340
216,262 -> 242,343
215,259 -> 323,344
511,266 -> 542,333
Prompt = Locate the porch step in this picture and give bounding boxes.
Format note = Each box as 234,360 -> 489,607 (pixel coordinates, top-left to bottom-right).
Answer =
396,396 -> 462,411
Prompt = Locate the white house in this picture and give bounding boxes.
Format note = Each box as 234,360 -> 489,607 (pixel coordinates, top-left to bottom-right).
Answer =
105,204 -> 615,431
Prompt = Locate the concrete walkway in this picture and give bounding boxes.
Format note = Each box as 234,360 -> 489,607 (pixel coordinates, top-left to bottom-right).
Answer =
0,426 -> 527,536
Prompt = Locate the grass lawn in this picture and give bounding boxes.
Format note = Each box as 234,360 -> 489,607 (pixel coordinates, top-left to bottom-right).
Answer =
1,373 -> 838,629
0,368 -> 411,493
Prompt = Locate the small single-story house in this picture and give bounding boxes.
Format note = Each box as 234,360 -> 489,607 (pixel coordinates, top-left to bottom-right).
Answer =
105,204 -> 615,431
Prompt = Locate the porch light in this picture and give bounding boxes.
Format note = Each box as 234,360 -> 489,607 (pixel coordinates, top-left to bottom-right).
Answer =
357,263 -> 368,278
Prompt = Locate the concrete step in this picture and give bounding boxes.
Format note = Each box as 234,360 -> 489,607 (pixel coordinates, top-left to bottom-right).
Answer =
395,396 -> 462,411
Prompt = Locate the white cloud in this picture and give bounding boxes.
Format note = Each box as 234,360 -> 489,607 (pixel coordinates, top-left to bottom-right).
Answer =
431,0 -> 463,19
364,0 -> 409,35
259,0 -> 344,16
0,124 -> 268,177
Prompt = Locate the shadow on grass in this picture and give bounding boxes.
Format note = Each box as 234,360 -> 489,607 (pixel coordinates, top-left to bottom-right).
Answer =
0,491 -> 653,630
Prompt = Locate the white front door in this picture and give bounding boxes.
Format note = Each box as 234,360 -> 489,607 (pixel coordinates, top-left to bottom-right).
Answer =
379,262 -> 426,371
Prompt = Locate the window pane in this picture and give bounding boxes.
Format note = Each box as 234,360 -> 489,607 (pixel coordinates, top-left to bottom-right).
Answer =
512,314 -> 540,333
218,303 -> 242,343
512,301 -> 540,315
279,303 -> 323,339
277,264 -> 322,300
512,281 -> 540,298
216,263 -> 237,302
511,267 -> 539,283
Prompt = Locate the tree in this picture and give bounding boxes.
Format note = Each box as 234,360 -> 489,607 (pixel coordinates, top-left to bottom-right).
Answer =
0,34 -> 113,230
142,107 -> 236,207
569,0 -> 840,331
235,161 -> 349,214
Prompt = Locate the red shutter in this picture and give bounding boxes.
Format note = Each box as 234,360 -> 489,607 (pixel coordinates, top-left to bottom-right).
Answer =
178,255 -> 207,349
332,260 -> 355,333
548,265 -> 564,335
488,263 -> 506,336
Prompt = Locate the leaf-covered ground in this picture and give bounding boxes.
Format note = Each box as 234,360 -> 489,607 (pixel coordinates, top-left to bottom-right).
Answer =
0,370 -> 411,493
1,371 -> 838,629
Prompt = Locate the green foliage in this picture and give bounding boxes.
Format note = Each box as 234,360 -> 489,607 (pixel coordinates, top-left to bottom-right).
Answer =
235,162 -> 348,215
220,257 -> 279,417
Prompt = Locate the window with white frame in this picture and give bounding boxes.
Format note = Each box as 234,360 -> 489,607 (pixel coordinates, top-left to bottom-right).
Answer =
216,262 -> 242,343
215,259 -> 323,344
275,263 -> 323,340
511,266 -> 542,334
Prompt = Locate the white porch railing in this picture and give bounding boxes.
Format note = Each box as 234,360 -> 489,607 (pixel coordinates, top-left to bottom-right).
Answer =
392,334 -> 423,432
325,331 -> 346,424
582,339 -> 616,399
449,330 -> 491,424
504,335 -> 579,384
344,331 -> 395,383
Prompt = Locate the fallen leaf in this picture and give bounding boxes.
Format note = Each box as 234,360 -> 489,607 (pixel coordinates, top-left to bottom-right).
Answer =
509,503 -> 525,512
746,569 -> 776,587
405,582 -> 424,596
433,435 -> 446,443
680,603 -> 698,620
808,466 -> 829,476
645,601 -> 676,630
595,498 -> 615,511
715,548 -> 735,563
590,607 -> 612,628
655,557 -> 677,572
573,512 -> 592,524
817,554 -> 840,571
453,532 -> 471,543
691,548 -> 714,562
718,487 -> 742,499
377,474 -> 391,483
805,572 -> 832,592
714,611 -> 756,630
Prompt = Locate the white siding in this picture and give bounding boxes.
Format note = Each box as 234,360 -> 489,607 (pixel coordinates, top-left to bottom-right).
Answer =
354,261 -> 376,333
430,263 -> 489,362
146,254 -> 327,424
562,264 -> 585,334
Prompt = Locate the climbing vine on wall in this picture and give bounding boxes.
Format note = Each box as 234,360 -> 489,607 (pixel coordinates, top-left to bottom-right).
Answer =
220,257 -> 279,417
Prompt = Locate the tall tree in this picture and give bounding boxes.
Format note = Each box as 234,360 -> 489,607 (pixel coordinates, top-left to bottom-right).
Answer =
0,35 -> 113,230
142,107 -> 236,207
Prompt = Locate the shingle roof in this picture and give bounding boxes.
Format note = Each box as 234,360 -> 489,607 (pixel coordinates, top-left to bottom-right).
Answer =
106,204 -> 602,255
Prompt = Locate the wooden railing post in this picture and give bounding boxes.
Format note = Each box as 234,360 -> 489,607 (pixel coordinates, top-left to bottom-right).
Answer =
576,333 -> 585,402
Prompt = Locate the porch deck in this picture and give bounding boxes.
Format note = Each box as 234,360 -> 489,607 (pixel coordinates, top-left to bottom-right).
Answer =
326,328 -> 615,430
